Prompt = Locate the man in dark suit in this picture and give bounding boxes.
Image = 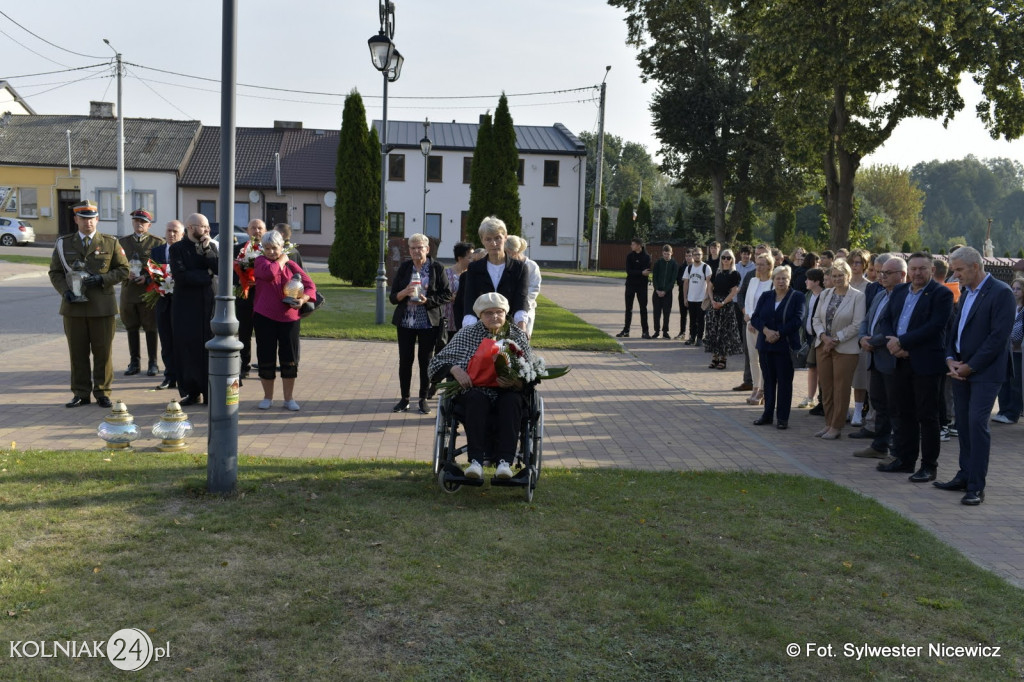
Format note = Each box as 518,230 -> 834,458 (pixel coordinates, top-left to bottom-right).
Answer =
47,200 -> 129,408
118,208 -> 164,377
852,254 -> 905,458
170,213 -> 218,406
875,253 -> 953,481
616,237 -> 652,339
937,246 -> 1016,505
150,220 -> 184,390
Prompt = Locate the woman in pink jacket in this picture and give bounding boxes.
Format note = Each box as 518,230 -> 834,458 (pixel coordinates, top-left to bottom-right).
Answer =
252,230 -> 316,411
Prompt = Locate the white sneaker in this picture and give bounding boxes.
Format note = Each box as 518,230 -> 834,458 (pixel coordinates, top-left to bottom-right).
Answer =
465,460 -> 483,479
796,397 -> 813,409
495,460 -> 513,479
851,412 -> 863,427
991,414 -> 1014,424
939,426 -> 950,442
257,399 -> 273,410
284,399 -> 300,411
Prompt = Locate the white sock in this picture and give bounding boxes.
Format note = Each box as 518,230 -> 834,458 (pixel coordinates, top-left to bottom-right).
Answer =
854,401 -> 864,415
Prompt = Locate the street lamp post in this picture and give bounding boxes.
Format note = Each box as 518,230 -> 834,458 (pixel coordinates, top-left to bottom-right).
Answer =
420,118 -> 432,239
369,0 -> 403,324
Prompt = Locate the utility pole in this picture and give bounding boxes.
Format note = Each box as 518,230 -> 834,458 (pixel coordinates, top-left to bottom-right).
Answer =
103,40 -> 126,237
590,66 -> 610,270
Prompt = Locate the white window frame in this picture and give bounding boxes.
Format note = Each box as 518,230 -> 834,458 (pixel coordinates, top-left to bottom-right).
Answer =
97,188 -> 119,221
132,190 -> 156,218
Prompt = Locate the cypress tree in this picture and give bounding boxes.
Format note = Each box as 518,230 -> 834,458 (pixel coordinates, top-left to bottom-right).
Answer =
635,197 -> 653,242
466,113 -> 495,245
330,91 -> 379,285
490,94 -> 521,235
616,199 -> 635,241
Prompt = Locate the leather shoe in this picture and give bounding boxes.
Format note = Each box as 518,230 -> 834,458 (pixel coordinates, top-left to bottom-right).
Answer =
156,379 -> 176,390
179,395 -> 200,406
124,361 -> 140,376
909,467 -> 937,483
392,398 -> 410,413
877,458 -> 914,473
961,491 -> 984,505
732,383 -> 753,392
615,330 -> 629,338
847,428 -> 877,439
752,416 -> 772,426
641,332 -> 652,339
776,421 -> 788,430
96,396 -> 113,409
418,399 -> 430,415
147,360 -> 159,376
934,477 -> 968,491
853,446 -> 888,458
808,404 -> 824,416
65,396 -> 90,408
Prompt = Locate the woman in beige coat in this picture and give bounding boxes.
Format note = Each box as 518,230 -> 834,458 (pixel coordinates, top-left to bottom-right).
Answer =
812,259 -> 865,439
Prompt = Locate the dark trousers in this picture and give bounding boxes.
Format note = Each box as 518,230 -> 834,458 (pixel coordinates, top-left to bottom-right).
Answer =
156,297 -> 175,384
461,388 -> 525,462
868,367 -> 893,453
887,360 -> 942,469
996,351 -> 1023,421
397,326 -> 438,399
651,291 -> 672,333
760,350 -> 795,423
623,281 -> 649,334
687,302 -> 705,342
236,296 -> 255,370
64,315 -> 115,399
254,313 -> 300,380
677,289 -> 688,336
951,380 -> 1001,493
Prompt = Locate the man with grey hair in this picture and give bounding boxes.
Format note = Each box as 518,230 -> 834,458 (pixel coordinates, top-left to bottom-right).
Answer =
936,246 -> 1015,505
852,254 -> 905,457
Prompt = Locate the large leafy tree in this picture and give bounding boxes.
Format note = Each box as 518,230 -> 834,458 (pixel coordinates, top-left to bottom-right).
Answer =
466,95 -> 522,242
330,91 -> 379,285
737,0 -> 1024,249
854,165 -> 924,252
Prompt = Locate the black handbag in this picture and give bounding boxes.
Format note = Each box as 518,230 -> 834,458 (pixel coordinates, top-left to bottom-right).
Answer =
299,290 -> 325,318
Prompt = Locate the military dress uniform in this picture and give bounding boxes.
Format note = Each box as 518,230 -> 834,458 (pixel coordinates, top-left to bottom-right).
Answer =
48,221 -> 130,406
119,222 -> 165,376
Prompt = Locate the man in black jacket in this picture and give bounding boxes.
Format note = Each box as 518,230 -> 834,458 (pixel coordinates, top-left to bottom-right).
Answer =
617,238 -> 651,339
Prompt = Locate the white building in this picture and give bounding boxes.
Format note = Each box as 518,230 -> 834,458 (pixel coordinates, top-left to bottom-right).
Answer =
375,119 -> 587,266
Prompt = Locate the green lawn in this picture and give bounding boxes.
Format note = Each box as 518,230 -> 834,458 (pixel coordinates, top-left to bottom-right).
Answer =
1,452 -> 1022,680
303,274 -> 619,351
0,254 -> 51,267
544,267 -> 626,279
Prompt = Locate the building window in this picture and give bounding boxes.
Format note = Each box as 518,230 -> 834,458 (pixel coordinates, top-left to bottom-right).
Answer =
427,156 -> 443,182
541,217 -> 558,246
544,160 -> 560,187
425,213 -> 441,240
198,200 -> 216,223
234,202 -> 250,229
97,189 -> 119,221
389,153 -> 406,181
517,159 -> 525,185
388,212 -> 405,237
16,187 -> 38,218
303,204 -> 322,234
131,190 -> 156,217
463,157 -> 472,184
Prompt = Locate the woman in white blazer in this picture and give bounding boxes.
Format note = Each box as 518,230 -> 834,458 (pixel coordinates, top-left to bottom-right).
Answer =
812,259 -> 866,439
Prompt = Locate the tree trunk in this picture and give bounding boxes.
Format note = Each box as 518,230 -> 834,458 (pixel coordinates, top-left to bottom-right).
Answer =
824,87 -> 861,250
727,193 -> 748,244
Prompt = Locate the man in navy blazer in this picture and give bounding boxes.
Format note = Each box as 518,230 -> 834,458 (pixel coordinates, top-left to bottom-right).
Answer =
876,253 -> 953,482
150,220 -> 184,391
938,247 -> 1016,505
853,254 -> 906,458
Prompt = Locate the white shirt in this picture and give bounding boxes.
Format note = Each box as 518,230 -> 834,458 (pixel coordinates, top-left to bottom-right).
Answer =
684,263 -> 711,302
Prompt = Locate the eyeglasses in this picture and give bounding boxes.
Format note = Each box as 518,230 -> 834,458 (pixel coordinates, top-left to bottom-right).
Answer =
721,256 -> 733,260
878,270 -> 902,276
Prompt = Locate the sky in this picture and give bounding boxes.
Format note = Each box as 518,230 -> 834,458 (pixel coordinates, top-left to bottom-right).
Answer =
2,1 -> 1022,172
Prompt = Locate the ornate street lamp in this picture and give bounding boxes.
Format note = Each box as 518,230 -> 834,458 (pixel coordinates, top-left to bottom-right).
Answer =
369,0 -> 403,324
420,118 -> 432,239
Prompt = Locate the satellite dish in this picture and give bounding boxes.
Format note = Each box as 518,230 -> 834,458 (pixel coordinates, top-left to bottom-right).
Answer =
248,190 -> 261,204
324,191 -> 337,208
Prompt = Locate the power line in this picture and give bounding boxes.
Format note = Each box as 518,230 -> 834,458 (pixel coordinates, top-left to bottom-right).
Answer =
0,26 -> 70,68
124,68 -> 194,119
0,10 -> 107,60
0,64 -> 109,80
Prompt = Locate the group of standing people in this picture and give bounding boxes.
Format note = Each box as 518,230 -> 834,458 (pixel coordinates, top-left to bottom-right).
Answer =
49,202 -> 316,412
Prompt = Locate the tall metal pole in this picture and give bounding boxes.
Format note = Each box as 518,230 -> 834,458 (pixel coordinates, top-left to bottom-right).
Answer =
590,66 -> 610,270
206,0 -> 241,493
376,74 -> 389,324
421,118 -> 430,236
104,40 -> 126,237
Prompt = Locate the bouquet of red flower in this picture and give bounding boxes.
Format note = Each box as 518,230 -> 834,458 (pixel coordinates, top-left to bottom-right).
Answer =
233,240 -> 262,299
141,259 -> 173,307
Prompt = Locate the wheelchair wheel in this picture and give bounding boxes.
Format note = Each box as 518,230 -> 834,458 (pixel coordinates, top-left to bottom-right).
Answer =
438,467 -> 461,494
532,395 -> 544,477
524,466 -> 537,502
432,398 -> 447,476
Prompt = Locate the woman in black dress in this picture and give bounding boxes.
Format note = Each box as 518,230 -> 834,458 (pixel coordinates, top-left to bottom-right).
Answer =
704,248 -> 744,369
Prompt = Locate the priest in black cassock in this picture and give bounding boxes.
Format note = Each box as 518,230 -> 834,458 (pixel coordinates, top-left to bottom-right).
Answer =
169,213 -> 218,406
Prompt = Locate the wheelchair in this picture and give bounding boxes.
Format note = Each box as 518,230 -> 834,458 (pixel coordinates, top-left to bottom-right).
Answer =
431,388 -> 544,502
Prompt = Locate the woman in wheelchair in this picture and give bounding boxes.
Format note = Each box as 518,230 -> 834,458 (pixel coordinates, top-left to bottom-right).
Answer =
428,292 -> 534,480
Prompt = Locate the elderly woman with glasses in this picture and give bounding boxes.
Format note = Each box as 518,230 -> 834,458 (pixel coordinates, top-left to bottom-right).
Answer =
704,248 -> 743,370
429,292 -> 535,480
389,233 -> 453,415
812,259 -> 866,439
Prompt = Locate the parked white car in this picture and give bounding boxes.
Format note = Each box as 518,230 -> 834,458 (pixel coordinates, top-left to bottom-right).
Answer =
0,217 -> 36,246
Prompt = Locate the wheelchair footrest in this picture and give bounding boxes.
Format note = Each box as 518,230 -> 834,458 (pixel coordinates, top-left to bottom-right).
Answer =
490,468 -> 530,488
441,463 -> 484,487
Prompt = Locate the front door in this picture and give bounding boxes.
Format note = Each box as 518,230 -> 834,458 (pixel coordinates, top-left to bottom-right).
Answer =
265,202 -> 287,227
58,190 -> 81,236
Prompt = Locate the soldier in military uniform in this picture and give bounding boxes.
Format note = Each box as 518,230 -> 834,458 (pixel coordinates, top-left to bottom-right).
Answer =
47,200 -> 130,408
119,208 -> 165,376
